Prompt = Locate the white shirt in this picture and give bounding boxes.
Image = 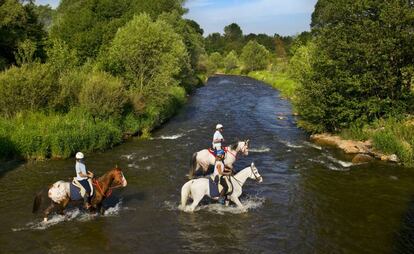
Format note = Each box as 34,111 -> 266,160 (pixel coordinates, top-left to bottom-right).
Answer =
212,130 -> 224,149
213,160 -> 225,178
75,161 -> 88,181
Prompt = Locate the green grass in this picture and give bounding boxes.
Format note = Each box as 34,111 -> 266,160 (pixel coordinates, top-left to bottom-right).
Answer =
247,70 -> 299,100
339,117 -> 414,167
0,86 -> 187,160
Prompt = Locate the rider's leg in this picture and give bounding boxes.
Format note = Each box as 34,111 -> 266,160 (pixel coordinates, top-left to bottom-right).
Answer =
218,176 -> 228,204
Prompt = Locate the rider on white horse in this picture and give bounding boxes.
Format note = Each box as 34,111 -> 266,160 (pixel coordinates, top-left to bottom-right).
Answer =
75,152 -> 94,209
213,150 -> 232,204
212,124 -> 224,155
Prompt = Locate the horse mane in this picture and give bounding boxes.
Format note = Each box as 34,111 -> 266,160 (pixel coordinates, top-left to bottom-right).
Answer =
230,142 -> 238,150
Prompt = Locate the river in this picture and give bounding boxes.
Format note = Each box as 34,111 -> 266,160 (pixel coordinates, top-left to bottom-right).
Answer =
0,75 -> 413,253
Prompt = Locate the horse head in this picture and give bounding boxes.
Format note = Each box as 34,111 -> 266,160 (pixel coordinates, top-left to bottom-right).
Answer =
111,167 -> 128,187
249,162 -> 263,183
239,139 -> 249,156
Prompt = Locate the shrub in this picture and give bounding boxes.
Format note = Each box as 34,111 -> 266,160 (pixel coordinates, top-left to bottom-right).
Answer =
240,40 -> 270,72
224,50 -> 239,72
0,63 -> 58,117
79,71 -> 127,120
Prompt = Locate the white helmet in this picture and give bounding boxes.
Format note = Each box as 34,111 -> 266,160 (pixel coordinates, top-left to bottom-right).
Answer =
216,124 -> 223,129
75,152 -> 84,159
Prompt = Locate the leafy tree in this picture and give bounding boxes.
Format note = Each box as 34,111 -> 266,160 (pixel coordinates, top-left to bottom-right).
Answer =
240,40 -> 270,72
102,14 -> 187,114
297,0 -> 414,132
245,33 -> 275,52
223,23 -> 244,53
79,71 -> 127,120
0,0 -> 46,69
33,4 -> 55,31
224,50 -> 239,72
205,32 -> 225,54
51,0 -> 186,62
209,52 -> 223,69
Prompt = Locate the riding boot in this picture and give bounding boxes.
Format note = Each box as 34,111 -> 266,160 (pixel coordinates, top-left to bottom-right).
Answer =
218,190 -> 225,205
83,194 -> 91,209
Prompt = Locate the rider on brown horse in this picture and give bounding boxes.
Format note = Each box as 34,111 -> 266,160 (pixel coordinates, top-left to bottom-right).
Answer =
74,152 -> 94,209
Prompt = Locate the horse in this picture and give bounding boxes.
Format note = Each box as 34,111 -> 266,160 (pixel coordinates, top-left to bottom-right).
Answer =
188,140 -> 249,179
32,167 -> 127,222
180,162 -> 263,213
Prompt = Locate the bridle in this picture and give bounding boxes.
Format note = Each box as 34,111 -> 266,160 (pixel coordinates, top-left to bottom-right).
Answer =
231,165 -> 262,188
93,171 -> 125,198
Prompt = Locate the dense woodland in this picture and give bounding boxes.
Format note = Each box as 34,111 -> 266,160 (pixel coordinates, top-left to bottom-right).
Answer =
0,0 -> 413,165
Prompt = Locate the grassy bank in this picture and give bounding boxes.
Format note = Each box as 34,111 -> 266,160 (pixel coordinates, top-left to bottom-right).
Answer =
245,70 -> 414,167
247,70 -> 299,100
0,86 -> 187,161
340,118 -> 414,166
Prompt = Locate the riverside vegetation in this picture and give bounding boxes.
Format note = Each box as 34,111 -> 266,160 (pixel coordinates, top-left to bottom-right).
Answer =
203,1 -> 414,166
0,0 -> 203,160
1,0 -> 413,167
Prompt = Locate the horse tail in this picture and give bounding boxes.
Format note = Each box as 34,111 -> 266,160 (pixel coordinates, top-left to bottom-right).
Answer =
181,180 -> 192,208
32,189 -> 45,214
188,152 -> 197,179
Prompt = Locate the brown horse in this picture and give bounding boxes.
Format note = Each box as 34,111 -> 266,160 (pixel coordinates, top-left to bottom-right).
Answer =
32,167 -> 127,222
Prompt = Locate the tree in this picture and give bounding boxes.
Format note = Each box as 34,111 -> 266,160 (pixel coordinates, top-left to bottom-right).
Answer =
223,23 -> 244,53
224,50 -> 239,72
205,32 -> 225,54
0,0 -> 46,69
297,0 -> 414,132
240,40 -> 270,72
209,52 -> 223,69
50,0 -> 186,62
102,14 -> 188,113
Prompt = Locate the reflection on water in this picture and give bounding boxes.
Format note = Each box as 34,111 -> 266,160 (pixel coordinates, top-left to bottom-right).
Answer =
0,76 -> 413,253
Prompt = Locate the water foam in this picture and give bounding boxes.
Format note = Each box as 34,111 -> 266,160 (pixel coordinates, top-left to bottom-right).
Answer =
13,202 -> 124,231
325,155 -> 353,168
121,153 -> 136,160
250,147 -> 271,153
168,195 -> 265,215
154,134 -> 184,140
303,141 -> 322,150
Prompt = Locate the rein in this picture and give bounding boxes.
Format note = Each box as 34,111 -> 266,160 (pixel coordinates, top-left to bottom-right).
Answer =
231,166 -> 261,188
92,178 -> 123,198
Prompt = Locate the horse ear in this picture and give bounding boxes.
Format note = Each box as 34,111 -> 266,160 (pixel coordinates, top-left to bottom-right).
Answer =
251,162 -> 254,167
246,139 -> 250,144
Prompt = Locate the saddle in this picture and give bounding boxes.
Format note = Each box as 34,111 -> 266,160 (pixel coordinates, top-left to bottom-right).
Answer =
208,147 -> 228,157
209,175 -> 233,198
70,178 -> 94,201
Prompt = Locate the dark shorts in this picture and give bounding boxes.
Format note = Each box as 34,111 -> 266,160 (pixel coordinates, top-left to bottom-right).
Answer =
78,179 -> 91,195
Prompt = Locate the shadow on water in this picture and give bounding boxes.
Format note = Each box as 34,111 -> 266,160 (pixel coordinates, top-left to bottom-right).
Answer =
0,159 -> 24,179
394,195 -> 414,253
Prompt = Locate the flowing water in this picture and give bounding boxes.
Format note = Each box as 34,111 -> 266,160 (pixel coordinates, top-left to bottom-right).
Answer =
1,76 -> 413,253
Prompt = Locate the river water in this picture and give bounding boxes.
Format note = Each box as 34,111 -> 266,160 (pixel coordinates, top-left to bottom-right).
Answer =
0,76 -> 413,253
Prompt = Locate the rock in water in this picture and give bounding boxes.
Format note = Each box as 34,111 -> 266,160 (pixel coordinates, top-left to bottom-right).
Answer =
352,154 -> 374,164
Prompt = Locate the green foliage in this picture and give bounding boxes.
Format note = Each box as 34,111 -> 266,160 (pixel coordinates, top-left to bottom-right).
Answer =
102,13 -> 187,114
297,0 -> 414,132
0,0 -> 47,68
224,50 -> 239,72
240,40 -> 270,72
248,70 -> 298,100
51,0 -> 186,62
0,110 -> 122,159
79,71 -> 127,120
209,52 -> 223,69
0,63 -> 58,117
15,39 -> 37,66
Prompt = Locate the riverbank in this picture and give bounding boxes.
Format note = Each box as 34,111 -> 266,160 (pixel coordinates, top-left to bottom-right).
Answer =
0,85 -> 189,161
244,70 -> 414,167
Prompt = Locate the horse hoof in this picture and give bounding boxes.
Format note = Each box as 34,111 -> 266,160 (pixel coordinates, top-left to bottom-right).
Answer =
43,218 -> 48,222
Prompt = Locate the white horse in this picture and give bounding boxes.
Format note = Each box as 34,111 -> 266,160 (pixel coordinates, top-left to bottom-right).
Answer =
188,140 -> 249,179
180,162 -> 263,212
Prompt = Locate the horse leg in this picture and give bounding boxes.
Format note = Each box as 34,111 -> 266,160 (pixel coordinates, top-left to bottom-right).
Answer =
189,194 -> 203,212
230,196 -> 247,212
57,198 -> 70,215
43,201 -> 57,222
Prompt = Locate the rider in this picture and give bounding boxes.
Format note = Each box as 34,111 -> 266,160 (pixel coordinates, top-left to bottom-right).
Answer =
75,152 -> 94,209
212,124 -> 224,155
213,150 -> 232,205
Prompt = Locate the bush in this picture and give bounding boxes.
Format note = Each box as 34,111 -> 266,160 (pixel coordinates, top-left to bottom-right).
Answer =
0,63 -> 58,117
79,71 -> 127,120
240,40 -> 270,72
224,50 -> 239,72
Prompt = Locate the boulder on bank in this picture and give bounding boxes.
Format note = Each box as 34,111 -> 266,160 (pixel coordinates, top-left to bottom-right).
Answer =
310,134 -> 371,154
352,154 -> 374,164
310,133 -> 399,164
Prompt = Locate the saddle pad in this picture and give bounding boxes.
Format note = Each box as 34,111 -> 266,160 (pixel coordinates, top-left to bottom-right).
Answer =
69,183 -> 83,201
208,178 -> 220,198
